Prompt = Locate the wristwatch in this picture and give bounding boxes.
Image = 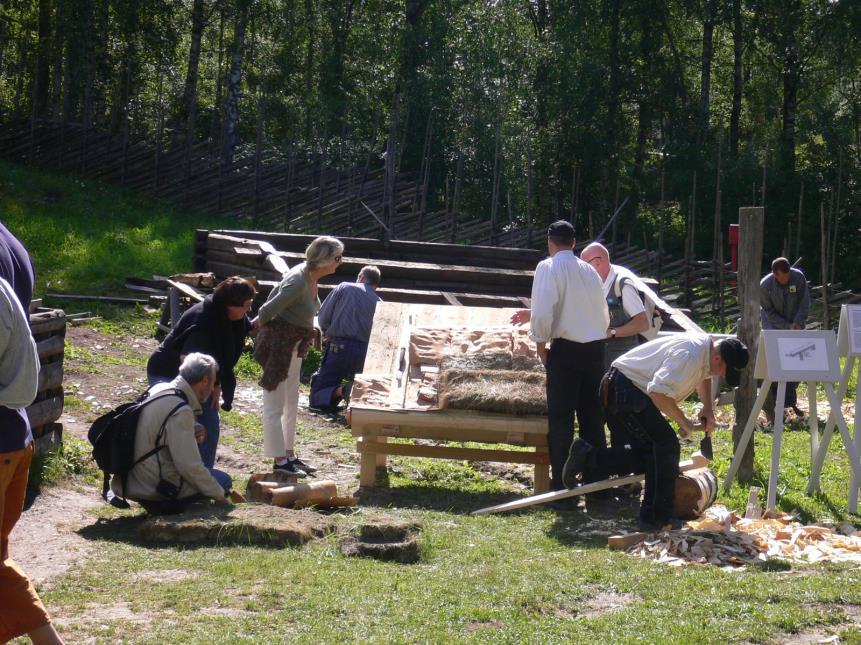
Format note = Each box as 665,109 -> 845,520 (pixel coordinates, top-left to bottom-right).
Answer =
610,328 -> 617,338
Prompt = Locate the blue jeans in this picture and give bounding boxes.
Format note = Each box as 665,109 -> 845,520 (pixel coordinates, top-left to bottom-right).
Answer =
147,374 -> 222,472
309,337 -> 369,409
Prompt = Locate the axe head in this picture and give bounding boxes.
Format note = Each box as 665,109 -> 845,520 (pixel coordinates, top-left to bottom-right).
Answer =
699,435 -> 713,461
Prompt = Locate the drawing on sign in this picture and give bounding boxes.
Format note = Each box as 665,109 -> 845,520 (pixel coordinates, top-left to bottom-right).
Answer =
777,337 -> 829,372
786,343 -> 816,360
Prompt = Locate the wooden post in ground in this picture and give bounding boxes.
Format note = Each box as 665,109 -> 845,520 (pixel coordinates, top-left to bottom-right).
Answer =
732,206 -> 764,483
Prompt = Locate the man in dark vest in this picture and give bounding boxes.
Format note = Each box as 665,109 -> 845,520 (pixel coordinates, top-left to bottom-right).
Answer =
580,242 -> 650,371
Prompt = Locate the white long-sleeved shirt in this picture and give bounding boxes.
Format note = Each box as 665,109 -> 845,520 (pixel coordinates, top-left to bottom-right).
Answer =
0,277 -> 39,410
613,333 -> 712,402
528,250 -> 609,344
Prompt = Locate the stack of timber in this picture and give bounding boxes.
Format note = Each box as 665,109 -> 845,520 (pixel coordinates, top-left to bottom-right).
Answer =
194,229 -> 697,334
27,306 -> 66,454
196,230 -> 539,309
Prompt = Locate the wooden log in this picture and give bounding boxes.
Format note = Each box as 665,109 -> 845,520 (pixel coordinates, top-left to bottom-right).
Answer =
29,310 -> 67,336
673,467 -> 718,519
37,361 -> 63,393
732,206 -> 764,483
357,439 -> 549,465
33,422 -> 62,455
270,480 -> 338,507
37,335 -> 65,360
25,395 -> 64,428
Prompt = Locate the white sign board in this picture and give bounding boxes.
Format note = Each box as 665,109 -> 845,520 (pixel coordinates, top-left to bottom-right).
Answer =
837,305 -> 861,357
753,329 -> 841,382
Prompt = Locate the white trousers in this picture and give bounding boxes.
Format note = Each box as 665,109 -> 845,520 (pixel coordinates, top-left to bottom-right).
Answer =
262,348 -> 302,457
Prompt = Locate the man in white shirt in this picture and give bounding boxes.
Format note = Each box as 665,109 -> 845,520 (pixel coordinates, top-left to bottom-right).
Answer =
579,242 -> 649,370
528,220 -> 610,491
563,333 -> 748,531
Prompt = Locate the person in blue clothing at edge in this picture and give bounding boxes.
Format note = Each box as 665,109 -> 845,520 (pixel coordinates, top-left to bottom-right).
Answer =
309,265 -> 382,413
147,276 -> 256,479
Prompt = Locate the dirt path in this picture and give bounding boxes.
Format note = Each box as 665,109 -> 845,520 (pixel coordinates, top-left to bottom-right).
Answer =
11,487 -> 102,586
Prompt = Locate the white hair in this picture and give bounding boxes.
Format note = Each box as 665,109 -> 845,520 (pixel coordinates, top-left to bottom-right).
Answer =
179,353 -> 218,384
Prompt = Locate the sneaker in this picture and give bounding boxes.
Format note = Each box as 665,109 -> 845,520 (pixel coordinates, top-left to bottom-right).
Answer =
562,439 -> 593,489
273,460 -> 307,476
288,457 -> 317,476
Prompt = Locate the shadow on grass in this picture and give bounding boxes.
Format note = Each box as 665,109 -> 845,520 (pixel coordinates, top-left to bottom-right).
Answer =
356,482 -> 521,514
546,494 -> 641,547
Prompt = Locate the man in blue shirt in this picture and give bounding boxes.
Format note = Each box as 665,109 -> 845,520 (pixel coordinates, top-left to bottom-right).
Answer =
310,265 -> 382,412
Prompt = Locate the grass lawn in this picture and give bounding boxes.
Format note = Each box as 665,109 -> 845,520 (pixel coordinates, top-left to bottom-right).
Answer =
7,161 -> 861,642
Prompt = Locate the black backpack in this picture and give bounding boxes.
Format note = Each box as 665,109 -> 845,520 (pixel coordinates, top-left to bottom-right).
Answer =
88,387 -> 188,504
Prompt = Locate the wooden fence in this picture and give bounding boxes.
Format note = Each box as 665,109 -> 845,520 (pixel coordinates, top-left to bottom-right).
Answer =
27,306 -> 66,454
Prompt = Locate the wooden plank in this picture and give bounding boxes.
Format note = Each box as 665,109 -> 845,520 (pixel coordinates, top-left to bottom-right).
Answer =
165,279 -> 204,302
352,423 -> 547,447
350,406 -> 547,436
471,453 -> 710,515
608,532 -> 650,550
357,437 -> 549,465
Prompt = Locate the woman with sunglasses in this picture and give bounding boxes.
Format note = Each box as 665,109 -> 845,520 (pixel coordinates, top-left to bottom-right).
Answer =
252,236 -> 344,475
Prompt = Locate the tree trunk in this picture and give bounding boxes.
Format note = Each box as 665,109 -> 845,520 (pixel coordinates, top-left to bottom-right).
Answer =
179,0 -> 206,137
210,5 -> 226,142
34,0 -> 51,117
730,0 -> 743,158
221,0 -> 252,166
780,3 -> 801,174
698,16 -> 714,146
604,0 -> 621,218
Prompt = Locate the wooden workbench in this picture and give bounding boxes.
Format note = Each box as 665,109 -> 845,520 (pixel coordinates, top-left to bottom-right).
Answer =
350,302 -> 550,493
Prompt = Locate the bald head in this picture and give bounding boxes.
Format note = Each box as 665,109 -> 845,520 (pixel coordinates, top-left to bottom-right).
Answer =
580,242 -> 611,280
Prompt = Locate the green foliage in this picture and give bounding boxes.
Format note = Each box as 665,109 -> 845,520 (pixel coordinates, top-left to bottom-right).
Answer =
28,436 -> 101,491
0,160 -> 243,295
301,346 -> 322,381
1,1 -> 858,286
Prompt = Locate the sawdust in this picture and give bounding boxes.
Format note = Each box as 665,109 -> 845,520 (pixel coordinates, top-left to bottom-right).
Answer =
621,505 -> 861,568
437,369 -> 546,415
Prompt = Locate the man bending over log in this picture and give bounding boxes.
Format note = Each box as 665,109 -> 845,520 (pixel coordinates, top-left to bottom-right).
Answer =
562,333 -> 748,531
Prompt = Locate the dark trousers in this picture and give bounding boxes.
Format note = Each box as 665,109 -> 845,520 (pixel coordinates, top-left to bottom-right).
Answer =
546,338 -> 606,490
309,337 -> 369,410
596,371 -> 680,523
769,381 -> 798,410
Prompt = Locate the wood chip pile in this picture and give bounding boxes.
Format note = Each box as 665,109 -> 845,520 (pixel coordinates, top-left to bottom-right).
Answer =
619,505 -> 861,567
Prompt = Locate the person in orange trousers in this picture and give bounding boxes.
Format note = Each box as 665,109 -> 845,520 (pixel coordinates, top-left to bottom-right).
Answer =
0,221 -> 63,644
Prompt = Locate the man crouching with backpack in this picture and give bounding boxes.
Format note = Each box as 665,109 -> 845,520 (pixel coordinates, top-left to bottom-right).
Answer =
112,353 -> 232,514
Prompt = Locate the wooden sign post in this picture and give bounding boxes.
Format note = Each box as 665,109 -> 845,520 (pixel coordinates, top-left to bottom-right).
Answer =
806,305 -> 861,510
723,329 -> 861,512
